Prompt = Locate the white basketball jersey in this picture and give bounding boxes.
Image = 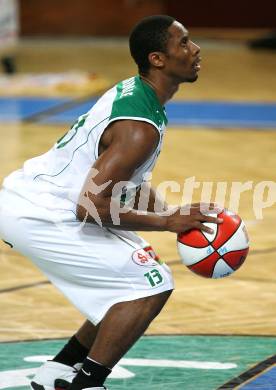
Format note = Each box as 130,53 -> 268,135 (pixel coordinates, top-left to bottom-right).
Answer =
2,76 -> 167,218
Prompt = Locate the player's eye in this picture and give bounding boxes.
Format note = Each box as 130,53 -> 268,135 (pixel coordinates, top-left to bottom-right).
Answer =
181,38 -> 188,47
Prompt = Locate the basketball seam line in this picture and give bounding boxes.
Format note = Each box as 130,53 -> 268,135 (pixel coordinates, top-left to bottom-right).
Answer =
208,217 -> 242,250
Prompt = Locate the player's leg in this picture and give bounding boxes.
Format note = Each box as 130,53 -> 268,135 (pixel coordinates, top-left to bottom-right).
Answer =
53,320 -> 99,366
42,291 -> 172,390
90,291 -> 172,366
30,321 -> 99,390
69,290 -> 172,390
55,289 -> 171,389
0,191 -> 174,390
75,320 -> 100,349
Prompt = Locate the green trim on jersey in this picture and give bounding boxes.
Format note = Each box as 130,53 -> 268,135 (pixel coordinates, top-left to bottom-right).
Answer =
33,116 -> 109,181
110,76 -> 168,128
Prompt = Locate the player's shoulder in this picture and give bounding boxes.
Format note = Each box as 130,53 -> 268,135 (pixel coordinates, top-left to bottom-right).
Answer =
109,76 -> 167,129
114,76 -> 149,109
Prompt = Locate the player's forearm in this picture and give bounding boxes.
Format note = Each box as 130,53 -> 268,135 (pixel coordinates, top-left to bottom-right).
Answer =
77,196 -> 223,234
103,208 -> 168,231
133,185 -> 168,213
76,196 -> 168,231
148,187 -> 169,212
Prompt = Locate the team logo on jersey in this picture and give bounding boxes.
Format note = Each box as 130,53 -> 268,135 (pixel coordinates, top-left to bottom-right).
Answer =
132,248 -> 159,267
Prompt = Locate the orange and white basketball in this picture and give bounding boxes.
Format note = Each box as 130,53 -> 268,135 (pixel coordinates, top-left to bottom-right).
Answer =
177,210 -> 249,278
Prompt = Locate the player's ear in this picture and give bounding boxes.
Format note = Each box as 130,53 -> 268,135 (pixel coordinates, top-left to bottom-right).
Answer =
148,52 -> 166,69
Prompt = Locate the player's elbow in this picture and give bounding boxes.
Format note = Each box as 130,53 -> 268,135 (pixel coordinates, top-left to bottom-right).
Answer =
76,194 -> 111,225
76,203 -> 87,222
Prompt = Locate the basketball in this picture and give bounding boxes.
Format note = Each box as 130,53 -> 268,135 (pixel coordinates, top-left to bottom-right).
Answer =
177,209 -> 249,278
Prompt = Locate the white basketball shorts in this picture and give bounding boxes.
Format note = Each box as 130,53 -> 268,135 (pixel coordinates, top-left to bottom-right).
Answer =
0,189 -> 174,325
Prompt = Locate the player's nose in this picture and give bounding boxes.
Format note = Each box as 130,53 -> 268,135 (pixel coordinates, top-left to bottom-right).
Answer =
191,40 -> 200,55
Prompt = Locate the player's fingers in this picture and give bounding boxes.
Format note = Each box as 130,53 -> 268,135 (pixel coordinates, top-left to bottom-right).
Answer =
199,203 -> 224,214
191,202 -> 217,208
190,203 -> 223,213
190,202 -> 201,208
197,215 -> 223,224
181,204 -> 224,216
194,221 -> 214,234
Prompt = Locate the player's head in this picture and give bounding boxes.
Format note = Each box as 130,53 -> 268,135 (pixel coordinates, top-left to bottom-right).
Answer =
129,15 -> 175,75
129,15 -> 201,83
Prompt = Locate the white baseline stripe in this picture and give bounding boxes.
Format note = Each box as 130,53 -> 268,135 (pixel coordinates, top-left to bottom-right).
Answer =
121,358 -> 237,370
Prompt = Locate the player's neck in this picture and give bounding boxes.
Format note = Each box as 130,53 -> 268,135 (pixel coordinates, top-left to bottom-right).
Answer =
140,73 -> 179,105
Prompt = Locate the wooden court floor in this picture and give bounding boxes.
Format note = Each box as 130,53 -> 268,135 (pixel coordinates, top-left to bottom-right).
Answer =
0,34 -> 276,342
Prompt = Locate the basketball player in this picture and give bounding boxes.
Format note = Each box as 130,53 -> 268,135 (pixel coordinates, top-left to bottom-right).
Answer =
0,15 -> 222,390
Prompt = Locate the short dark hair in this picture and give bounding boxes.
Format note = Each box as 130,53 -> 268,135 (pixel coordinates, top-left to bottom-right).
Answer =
129,15 -> 175,74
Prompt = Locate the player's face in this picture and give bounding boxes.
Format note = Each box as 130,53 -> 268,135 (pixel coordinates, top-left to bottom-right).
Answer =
163,21 -> 201,83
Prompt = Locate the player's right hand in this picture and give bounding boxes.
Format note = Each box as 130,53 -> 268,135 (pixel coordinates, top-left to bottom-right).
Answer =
165,203 -> 224,234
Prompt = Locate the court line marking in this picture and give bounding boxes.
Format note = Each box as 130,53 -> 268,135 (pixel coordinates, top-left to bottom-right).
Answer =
22,94 -> 98,123
0,280 -> 49,294
23,354 -> 237,369
217,354 -> 276,389
0,354 -> 237,387
1,334 -> 276,344
4,95 -> 274,129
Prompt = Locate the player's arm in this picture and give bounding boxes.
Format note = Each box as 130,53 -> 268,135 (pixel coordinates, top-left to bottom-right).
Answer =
133,183 -> 169,213
76,120 -> 222,233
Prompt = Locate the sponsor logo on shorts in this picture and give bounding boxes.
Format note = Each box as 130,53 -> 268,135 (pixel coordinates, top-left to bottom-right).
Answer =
143,245 -> 161,263
132,248 -> 159,267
